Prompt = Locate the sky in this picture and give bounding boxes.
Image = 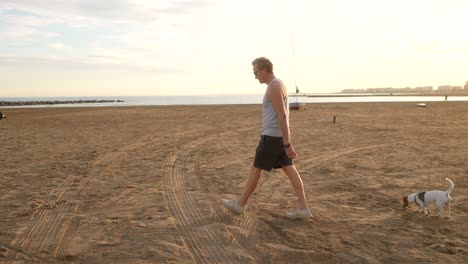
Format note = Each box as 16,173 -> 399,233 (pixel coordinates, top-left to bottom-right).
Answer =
1,0 -> 467,97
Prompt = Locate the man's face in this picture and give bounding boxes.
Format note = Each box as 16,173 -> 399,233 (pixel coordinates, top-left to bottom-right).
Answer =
253,64 -> 265,83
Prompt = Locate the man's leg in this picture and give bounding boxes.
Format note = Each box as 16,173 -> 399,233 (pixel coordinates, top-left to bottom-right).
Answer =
238,166 -> 262,206
282,165 -> 308,210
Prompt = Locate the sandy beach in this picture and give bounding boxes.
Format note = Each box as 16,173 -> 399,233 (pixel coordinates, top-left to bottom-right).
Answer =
0,102 -> 467,263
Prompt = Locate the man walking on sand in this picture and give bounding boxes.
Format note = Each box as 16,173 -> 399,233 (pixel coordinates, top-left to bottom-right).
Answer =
222,57 -> 312,219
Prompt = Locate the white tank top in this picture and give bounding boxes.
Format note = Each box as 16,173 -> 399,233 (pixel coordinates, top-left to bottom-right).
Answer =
261,78 -> 289,137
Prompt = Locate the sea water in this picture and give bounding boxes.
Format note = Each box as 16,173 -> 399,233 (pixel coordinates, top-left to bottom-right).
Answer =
1,94 -> 468,108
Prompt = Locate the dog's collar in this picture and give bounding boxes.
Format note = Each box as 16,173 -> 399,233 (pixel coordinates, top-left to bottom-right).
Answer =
414,191 -> 426,205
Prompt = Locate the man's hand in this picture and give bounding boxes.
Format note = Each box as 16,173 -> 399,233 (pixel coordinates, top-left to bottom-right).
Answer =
285,145 -> 297,159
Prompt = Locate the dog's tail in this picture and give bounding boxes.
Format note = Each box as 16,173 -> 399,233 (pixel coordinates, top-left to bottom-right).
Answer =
445,177 -> 454,194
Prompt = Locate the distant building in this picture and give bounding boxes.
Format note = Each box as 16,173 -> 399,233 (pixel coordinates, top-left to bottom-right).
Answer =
342,84 -> 465,94
342,86 -> 434,94
341,89 -> 366,93
398,87 -> 413,93
415,86 -> 433,93
375,88 -> 394,93
366,87 -> 393,93
438,85 -> 451,92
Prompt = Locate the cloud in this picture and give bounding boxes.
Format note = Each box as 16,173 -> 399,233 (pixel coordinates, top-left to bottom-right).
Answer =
159,0 -> 213,15
0,55 -> 187,74
0,0 -> 218,62
0,26 -> 38,40
50,42 -> 66,50
0,0 -> 215,24
0,12 -> 60,41
3,12 -> 53,26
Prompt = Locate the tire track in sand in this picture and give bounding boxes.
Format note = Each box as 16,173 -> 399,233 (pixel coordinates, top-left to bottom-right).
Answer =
163,152 -> 237,264
6,141 -> 152,261
161,126 -> 277,263
189,149 -> 275,264
194,152 -> 276,263
304,140 -> 419,169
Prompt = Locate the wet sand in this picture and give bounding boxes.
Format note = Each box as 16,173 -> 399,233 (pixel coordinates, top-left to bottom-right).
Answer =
1,102 -> 467,263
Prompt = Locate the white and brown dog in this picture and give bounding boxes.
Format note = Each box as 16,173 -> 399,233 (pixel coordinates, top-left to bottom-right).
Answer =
402,178 -> 454,217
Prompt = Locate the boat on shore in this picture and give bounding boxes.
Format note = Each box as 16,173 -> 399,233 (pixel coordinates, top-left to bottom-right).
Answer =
289,102 -> 306,110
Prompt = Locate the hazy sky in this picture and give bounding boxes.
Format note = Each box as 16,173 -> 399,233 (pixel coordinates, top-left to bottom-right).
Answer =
1,0 -> 467,97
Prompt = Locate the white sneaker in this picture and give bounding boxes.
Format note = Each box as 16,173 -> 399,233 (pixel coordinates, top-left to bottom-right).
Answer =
221,199 -> 245,214
286,208 -> 312,219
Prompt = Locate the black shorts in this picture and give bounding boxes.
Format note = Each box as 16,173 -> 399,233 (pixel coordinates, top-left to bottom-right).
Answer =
253,135 -> 293,171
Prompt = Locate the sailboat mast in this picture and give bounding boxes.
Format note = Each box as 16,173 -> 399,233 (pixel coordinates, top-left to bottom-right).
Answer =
292,33 -> 298,103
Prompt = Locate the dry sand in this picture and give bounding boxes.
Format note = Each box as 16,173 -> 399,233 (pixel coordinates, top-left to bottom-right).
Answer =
0,102 -> 467,263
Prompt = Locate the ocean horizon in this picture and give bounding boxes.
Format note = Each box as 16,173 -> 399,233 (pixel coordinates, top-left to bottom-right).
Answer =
2,94 -> 468,108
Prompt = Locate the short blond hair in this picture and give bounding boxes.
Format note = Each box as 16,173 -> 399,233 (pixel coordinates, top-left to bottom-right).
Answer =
252,57 -> 273,73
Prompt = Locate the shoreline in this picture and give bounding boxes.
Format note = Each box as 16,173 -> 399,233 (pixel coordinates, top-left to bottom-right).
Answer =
0,95 -> 468,109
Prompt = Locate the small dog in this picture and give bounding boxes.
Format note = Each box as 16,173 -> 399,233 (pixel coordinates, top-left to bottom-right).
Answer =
0,112 -> 5,120
402,177 -> 454,217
